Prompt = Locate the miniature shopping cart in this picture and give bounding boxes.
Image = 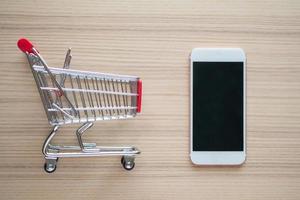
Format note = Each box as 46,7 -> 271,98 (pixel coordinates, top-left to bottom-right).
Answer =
17,38 -> 142,173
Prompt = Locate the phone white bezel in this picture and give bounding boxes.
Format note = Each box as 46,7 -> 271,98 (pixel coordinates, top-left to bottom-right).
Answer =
190,48 -> 246,165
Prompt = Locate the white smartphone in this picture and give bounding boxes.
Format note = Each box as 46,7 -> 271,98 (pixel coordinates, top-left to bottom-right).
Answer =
190,48 -> 246,165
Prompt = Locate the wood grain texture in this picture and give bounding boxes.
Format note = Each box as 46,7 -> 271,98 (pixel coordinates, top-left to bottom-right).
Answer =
0,0 -> 300,199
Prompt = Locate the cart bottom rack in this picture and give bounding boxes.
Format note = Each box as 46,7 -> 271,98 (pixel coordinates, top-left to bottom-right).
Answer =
43,124 -> 140,172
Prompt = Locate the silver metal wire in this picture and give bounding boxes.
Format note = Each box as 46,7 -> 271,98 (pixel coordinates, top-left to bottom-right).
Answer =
28,61 -> 139,125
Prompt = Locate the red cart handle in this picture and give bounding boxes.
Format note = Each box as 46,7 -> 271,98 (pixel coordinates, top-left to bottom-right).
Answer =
17,38 -> 35,54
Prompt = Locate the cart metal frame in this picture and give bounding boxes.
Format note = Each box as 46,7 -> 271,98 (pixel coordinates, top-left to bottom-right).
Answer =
18,38 -> 142,173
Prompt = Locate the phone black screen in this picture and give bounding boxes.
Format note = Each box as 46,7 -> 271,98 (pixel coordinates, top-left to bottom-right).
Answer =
193,62 -> 244,151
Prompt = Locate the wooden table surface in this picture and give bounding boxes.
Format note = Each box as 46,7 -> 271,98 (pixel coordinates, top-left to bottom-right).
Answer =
0,0 -> 300,199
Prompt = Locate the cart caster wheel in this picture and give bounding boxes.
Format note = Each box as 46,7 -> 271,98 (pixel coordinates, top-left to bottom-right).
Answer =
44,163 -> 57,173
44,158 -> 58,173
121,156 -> 135,171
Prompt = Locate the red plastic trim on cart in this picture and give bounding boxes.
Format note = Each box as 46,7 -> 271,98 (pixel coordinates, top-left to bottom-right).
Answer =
17,38 -> 35,54
136,79 -> 142,113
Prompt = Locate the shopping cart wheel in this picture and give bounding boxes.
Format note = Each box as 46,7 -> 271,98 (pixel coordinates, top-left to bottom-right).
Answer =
44,158 -> 58,173
121,156 -> 135,171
